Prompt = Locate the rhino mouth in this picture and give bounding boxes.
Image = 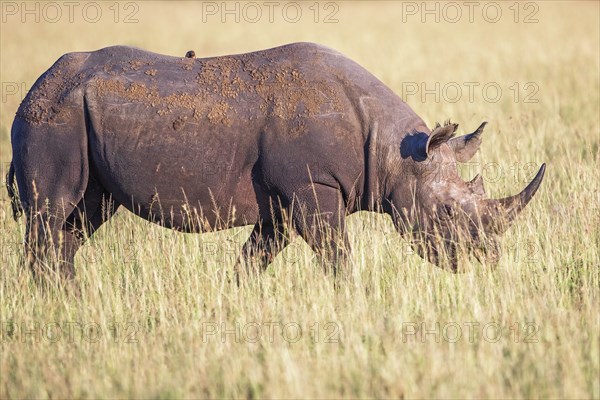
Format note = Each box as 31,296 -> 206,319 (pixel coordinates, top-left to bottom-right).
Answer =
471,239 -> 501,265
410,218 -> 505,271
413,236 -> 501,272
411,231 -> 458,272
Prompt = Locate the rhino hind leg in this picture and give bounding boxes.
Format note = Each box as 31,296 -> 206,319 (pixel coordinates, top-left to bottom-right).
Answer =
21,183 -> 87,281
25,200 -> 79,281
12,116 -> 91,281
24,169 -> 118,282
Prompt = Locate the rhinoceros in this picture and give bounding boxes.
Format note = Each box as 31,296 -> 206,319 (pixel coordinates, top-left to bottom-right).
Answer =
6,42 -> 545,280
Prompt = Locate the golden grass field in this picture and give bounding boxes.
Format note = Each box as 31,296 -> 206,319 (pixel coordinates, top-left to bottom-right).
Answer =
0,1 -> 598,398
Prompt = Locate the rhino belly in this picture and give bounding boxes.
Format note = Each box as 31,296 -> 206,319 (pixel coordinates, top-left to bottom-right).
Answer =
87,103 -> 261,232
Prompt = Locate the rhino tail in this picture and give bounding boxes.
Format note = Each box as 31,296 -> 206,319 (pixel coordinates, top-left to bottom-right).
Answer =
6,161 -> 23,220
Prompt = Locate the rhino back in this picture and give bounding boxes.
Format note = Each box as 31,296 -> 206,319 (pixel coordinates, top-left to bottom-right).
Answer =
14,43 -> 425,227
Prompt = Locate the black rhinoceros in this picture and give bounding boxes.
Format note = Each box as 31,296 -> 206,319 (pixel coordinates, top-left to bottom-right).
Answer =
6,42 -> 545,280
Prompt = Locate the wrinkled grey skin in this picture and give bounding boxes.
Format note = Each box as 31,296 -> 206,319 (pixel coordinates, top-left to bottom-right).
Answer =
7,42 -> 545,279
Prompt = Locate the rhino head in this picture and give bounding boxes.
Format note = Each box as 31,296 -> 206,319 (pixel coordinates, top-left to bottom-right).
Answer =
388,122 -> 546,271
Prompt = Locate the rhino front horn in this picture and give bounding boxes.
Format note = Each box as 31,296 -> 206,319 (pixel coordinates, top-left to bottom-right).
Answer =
485,163 -> 546,232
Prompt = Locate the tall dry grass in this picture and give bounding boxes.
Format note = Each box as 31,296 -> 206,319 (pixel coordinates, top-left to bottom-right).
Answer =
0,1 -> 598,398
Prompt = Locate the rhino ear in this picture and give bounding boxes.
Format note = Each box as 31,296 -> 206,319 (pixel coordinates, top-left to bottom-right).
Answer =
426,123 -> 458,156
449,122 -> 487,162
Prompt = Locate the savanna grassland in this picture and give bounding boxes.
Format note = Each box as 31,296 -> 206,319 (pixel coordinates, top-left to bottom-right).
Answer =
0,1 -> 598,398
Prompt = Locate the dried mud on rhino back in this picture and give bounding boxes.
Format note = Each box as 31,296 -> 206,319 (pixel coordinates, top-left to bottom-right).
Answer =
18,47 -> 345,135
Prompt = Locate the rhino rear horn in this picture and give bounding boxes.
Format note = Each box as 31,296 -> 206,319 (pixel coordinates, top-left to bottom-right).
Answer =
449,121 -> 487,162
485,163 -> 546,232
467,174 -> 486,196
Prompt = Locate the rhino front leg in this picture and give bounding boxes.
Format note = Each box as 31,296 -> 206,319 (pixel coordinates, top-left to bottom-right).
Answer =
234,220 -> 289,284
291,185 -> 350,278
